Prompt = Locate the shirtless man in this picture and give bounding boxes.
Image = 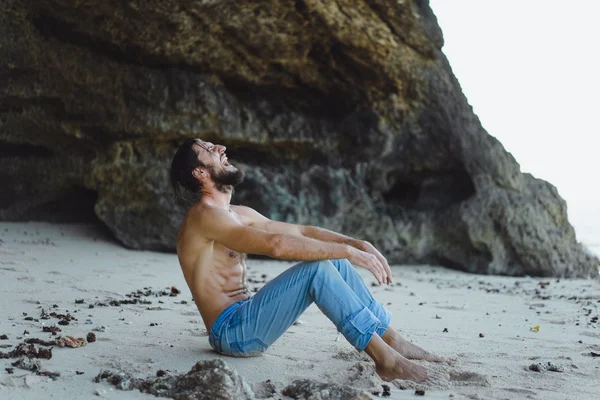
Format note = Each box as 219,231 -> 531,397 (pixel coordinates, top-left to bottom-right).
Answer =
170,138 -> 446,383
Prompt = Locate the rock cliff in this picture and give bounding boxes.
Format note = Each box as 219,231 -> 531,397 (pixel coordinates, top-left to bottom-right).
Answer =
1,0 -> 597,277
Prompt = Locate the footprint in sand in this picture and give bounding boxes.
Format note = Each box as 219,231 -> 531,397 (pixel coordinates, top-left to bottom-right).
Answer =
392,367 -> 489,391
503,387 -> 537,396
332,350 -> 370,362
448,371 -> 490,387
326,362 -> 383,391
181,311 -> 198,316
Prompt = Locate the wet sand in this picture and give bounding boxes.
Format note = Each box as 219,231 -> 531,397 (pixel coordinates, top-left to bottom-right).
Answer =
1,222 -> 599,399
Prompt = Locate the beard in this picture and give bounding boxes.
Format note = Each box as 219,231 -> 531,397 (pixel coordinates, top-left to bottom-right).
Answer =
207,164 -> 245,194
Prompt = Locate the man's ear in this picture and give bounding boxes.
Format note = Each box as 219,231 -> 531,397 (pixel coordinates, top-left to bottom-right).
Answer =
192,168 -> 203,179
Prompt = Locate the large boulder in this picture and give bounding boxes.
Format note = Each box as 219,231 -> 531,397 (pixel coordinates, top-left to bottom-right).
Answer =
1,0 -> 597,277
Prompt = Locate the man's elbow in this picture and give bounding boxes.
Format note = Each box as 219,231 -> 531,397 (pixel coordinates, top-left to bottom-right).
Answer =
267,234 -> 285,259
301,225 -> 313,234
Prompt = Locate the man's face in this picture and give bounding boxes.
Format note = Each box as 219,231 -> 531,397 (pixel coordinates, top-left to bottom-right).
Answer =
193,140 -> 244,192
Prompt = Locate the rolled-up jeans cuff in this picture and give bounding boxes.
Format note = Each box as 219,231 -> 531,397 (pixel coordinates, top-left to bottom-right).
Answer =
338,307 -> 380,352
370,300 -> 392,337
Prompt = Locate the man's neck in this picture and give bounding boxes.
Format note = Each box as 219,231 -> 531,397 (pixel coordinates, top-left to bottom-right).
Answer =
199,187 -> 232,211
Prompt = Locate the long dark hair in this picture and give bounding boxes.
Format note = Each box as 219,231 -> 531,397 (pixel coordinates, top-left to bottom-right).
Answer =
170,139 -> 205,205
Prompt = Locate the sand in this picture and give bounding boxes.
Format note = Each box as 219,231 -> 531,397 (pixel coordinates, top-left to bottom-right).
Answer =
1,222 -> 599,399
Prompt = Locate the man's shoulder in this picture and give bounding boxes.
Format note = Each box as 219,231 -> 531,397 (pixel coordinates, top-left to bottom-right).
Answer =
186,204 -> 248,231
186,203 -> 223,219
230,205 -> 263,221
179,205 -> 223,242
230,204 -> 252,214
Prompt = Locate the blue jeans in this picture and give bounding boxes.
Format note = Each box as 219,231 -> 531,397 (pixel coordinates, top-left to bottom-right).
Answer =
208,259 -> 391,357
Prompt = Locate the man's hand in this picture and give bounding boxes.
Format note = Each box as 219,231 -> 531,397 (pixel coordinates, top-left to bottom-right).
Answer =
353,240 -> 393,285
347,246 -> 391,285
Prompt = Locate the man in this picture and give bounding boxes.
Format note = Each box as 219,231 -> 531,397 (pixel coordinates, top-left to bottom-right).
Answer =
170,138 -> 446,383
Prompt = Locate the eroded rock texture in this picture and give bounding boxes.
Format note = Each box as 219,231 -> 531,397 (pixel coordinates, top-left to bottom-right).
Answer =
96,361 -> 372,400
282,379 -> 369,399
1,0 -> 597,277
95,359 -> 256,399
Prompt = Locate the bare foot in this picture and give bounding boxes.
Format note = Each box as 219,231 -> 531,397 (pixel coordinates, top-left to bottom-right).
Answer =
383,329 -> 449,363
375,354 -> 437,383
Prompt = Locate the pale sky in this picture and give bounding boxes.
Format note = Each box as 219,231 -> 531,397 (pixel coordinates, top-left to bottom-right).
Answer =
430,1 -> 600,248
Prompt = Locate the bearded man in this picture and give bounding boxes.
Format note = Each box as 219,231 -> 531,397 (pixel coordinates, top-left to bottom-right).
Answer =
170,138 -> 446,383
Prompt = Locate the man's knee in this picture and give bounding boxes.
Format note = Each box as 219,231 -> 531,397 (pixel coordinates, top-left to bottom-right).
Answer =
331,258 -> 353,272
301,260 -> 337,277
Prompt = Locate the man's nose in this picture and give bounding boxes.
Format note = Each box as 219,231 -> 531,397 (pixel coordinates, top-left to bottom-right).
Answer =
217,145 -> 226,154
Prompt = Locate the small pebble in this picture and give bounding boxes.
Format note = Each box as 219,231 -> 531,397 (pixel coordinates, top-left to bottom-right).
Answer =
546,362 -> 564,372
381,383 -> 391,397
443,328 -> 448,333
415,389 -> 425,396
529,363 -> 544,372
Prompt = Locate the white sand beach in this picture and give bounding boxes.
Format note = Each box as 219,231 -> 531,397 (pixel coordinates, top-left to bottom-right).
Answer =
1,222 -> 599,399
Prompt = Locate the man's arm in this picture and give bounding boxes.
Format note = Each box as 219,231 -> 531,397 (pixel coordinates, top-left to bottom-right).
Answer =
302,225 -> 362,247
191,206 -> 387,284
234,205 -> 392,284
235,205 -> 360,245
304,227 -> 392,284
191,206 -> 349,260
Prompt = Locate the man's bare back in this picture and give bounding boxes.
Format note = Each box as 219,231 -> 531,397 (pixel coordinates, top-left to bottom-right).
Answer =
176,204 -> 254,332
